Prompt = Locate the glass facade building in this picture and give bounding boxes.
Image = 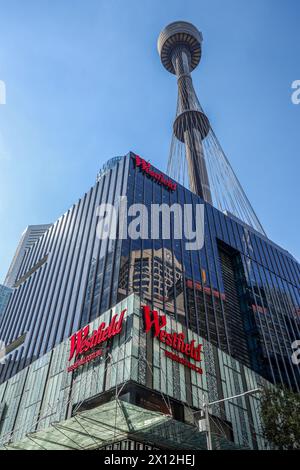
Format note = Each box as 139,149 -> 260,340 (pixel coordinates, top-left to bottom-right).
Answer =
0,294 -> 273,450
0,285 -> 12,318
0,152 -> 299,394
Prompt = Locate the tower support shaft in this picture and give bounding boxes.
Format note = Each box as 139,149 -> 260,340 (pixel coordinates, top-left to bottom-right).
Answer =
172,47 -> 212,203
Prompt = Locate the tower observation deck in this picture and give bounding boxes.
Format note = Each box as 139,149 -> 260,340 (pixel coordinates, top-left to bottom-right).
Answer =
158,21 -> 266,235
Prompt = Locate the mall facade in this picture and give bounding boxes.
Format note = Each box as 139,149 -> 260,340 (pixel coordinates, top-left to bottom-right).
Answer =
0,153 -> 299,449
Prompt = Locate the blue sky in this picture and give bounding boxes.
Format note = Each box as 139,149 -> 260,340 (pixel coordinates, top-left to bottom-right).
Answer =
0,0 -> 299,282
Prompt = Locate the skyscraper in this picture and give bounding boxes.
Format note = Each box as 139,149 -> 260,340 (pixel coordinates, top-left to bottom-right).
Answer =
4,224 -> 52,288
0,285 -> 12,317
0,152 -> 298,390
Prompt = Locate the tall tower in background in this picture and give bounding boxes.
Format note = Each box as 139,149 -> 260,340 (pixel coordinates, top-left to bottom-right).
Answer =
0,284 -> 12,317
4,224 -> 52,288
158,21 -> 212,203
158,21 -> 266,235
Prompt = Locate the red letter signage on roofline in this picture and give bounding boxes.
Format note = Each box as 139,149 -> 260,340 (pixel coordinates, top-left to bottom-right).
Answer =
133,154 -> 177,192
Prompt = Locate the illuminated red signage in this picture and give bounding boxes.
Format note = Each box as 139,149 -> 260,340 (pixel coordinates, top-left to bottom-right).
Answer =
67,309 -> 126,372
143,305 -> 203,374
134,154 -> 177,192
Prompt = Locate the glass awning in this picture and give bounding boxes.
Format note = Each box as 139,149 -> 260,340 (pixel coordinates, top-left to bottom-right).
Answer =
0,400 -> 245,450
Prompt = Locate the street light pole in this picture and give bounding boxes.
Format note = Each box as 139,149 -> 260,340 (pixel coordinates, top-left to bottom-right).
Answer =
201,388 -> 262,450
203,399 -> 213,450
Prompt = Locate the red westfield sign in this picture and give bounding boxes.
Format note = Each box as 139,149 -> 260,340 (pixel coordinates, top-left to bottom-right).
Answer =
134,154 -> 177,192
67,309 -> 126,372
143,305 -> 203,374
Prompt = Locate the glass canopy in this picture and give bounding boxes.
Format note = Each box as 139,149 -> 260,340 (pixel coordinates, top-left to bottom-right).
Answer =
1,399 -> 246,451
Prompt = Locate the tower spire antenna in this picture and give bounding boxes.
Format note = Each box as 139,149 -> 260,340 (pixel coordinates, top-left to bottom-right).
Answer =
158,21 -> 266,236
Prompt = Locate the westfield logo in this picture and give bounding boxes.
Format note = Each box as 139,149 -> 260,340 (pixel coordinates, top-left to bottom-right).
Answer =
68,309 -> 126,363
143,305 -> 203,363
134,154 -> 177,191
